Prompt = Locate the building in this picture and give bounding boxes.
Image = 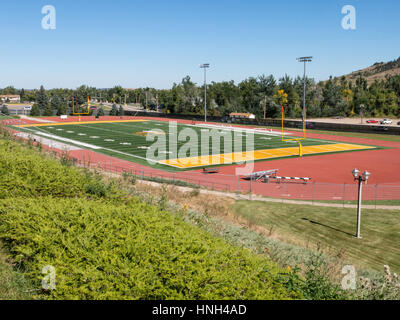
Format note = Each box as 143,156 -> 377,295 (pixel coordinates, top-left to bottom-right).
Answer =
0,95 -> 21,103
2,104 -> 31,115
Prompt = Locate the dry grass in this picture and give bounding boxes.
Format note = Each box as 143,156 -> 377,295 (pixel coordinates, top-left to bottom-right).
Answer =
131,181 -> 331,252
130,181 -> 351,284
0,245 -> 32,300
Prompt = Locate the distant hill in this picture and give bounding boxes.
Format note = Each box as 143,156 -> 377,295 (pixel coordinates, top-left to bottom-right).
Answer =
335,56 -> 400,84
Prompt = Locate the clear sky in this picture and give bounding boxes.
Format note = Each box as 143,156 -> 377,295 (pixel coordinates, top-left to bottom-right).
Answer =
1,0 -> 399,89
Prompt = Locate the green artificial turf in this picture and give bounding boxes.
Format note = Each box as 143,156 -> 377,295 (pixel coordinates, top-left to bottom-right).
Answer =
14,120 -> 379,171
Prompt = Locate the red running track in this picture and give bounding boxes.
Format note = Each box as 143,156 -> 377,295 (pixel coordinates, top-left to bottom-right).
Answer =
5,116 -> 400,201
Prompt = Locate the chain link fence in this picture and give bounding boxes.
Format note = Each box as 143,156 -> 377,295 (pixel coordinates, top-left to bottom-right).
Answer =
70,157 -> 400,208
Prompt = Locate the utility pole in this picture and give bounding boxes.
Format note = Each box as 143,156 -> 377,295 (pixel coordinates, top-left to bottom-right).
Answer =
297,57 -> 313,132
263,96 -> 267,119
156,94 -> 159,112
200,64 -> 210,122
360,104 -> 365,124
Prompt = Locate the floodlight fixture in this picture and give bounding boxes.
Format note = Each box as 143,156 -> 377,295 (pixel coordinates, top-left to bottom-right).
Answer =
352,168 -> 360,178
297,56 -> 313,62
363,171 -> 370,181
297,57 -> 313,132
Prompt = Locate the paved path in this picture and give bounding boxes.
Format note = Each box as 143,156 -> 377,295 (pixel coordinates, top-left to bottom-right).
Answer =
130,178 -> 400,211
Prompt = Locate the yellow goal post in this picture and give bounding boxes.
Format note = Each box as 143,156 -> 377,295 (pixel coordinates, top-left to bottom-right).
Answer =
72,96 -> 91,122
281,105 -> 307,157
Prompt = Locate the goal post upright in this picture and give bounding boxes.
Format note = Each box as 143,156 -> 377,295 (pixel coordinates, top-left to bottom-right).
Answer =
72,96 -> 90,122
281,105 -> 306,157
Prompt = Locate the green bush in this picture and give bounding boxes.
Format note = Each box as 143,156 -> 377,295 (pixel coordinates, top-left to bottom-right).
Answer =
0,140 -> 121,200
0,138 -> 301,300
0,140 -> 86,198
0,197 -> 301,300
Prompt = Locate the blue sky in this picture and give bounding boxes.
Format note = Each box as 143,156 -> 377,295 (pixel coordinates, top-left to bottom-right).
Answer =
1,0 -> 399,89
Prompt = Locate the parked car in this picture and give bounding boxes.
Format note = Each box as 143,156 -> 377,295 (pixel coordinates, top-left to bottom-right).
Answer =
331,116 -> 345,119
373,126 -> 389,132
366,119 -> 378,124
221,116 -> 229,123
380,119 -> 392,125
306,122 -> 316,129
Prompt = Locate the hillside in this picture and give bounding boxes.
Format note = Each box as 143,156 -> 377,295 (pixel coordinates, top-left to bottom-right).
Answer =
338,56 -> 400,84
0,132 -> 300,300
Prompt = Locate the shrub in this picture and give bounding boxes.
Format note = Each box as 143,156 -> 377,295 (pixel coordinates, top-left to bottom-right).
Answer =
0,140 -> 121,200
0,197 -> 301,300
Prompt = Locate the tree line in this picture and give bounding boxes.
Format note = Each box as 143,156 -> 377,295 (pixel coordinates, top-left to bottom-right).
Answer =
1,72 -> 400,118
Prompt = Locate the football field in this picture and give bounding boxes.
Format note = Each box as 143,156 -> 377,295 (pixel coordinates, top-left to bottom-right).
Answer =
15,119 -> 378,171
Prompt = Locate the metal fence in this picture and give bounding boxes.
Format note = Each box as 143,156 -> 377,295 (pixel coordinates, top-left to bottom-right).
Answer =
69,157 -> 400,208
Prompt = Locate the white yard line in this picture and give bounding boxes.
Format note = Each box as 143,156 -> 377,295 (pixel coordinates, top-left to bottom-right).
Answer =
14,132 -> 82,151
23,127 -> 102,149
19,115 -> 56,123
24,127 -> 151,162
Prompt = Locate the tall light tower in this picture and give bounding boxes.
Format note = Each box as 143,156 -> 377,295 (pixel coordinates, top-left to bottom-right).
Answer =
200,63 -> 210,122
297,56 -> 313,132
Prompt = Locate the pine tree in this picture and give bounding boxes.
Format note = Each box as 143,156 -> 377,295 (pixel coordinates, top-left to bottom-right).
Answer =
97,107 -> 105,117
30,104 -> 41,116
20,88 -> 25,102
43,103 -> 53,116
1,105 -> 9,115
51,95 -> 61,113
36,85 -> 49,111
57,104 -> 67,116
118,105 -> 124,116
110,104 -> 118,116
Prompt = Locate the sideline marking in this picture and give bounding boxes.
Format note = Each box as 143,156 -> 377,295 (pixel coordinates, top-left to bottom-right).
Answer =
16,119 -> 146,128
25,130 -> 103,149
158,143 -> 376,168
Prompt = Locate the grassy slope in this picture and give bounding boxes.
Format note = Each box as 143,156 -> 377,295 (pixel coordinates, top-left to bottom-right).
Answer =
229,200 -> 400,273
0,137 -> 299,300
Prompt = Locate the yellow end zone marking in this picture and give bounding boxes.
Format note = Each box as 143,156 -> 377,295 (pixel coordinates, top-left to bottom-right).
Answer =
158,143 -> 376,168
16,119 -> 146,128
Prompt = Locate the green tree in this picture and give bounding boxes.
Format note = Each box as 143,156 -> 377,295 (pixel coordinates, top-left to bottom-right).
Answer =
30,104 -> 40,116
110,104 -> 118,116
97,107 -> 105,117
20,88 -> 25,102
43,103 -> 53,116
57,103 -> 68,116
51,95 -> 61,114
322,77 -> 346,116
1,105 -> 9,115
36,85 -> 49,111
118,105 -> 124,116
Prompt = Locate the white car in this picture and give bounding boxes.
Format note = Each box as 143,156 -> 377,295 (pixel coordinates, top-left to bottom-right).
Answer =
380,119 -> 392,125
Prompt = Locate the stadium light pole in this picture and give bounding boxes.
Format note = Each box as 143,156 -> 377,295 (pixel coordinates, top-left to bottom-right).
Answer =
297,57 -> 313,132
200,63 -> 210,122
352,169 -> 371,239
